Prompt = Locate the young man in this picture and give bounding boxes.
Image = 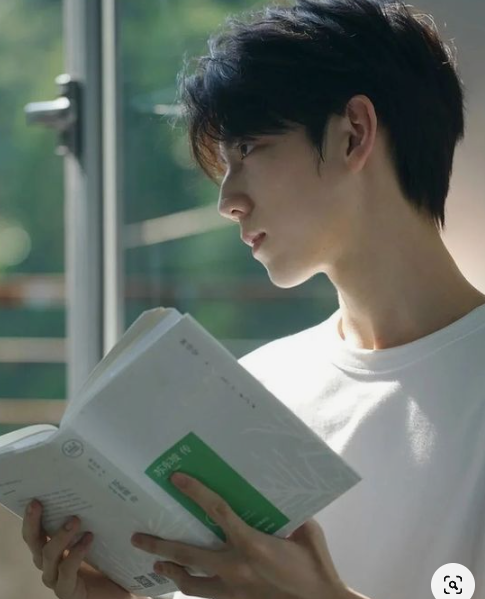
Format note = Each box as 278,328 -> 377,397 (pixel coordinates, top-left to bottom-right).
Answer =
21,1 -> 485,598
175,0 -> 485,596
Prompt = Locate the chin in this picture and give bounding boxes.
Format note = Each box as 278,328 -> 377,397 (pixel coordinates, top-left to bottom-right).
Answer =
265,264 -> 317,289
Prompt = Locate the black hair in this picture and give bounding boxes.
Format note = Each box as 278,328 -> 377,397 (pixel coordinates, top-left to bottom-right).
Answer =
176,0 -> 466,231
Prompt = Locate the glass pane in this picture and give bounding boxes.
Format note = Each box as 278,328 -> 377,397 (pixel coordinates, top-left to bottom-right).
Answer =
119,0 -> 338,357
0,3 -> 64,598
0,1 -> 65,434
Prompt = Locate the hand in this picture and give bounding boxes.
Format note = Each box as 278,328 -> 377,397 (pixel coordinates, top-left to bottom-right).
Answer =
131,472 -> 351,599
21,499 -> 133,599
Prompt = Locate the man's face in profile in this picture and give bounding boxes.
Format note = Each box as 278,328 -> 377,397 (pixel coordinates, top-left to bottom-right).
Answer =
216,117 -> 366,289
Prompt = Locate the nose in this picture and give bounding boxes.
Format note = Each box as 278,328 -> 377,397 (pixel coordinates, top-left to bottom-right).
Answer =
217,173 -> 252,222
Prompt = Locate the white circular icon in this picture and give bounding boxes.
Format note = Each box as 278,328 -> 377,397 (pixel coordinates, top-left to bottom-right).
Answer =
431,562 -> 475,599
61,439 -> 84,458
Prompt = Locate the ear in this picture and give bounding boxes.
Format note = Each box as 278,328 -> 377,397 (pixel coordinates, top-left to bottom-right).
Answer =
345,94 -> 377,172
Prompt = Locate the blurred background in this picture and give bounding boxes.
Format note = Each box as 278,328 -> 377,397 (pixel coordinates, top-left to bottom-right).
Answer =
0,0 -> 483,598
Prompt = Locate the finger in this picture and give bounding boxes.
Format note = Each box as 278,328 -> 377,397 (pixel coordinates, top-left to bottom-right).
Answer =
22,500 -> 49,570
155,561 -> 226,599
132,534 -> 226,577
56,532 -> 94,598
169,473 -> 254,548
41,516 -> 82,589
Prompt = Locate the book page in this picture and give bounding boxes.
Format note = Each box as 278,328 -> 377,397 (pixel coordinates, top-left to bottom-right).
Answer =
0,427 -> 182,597
0,424 -> 58,453
62,307 -> 182,423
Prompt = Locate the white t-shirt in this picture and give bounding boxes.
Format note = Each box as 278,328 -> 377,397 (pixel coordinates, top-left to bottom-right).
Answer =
174,301 -> 485,599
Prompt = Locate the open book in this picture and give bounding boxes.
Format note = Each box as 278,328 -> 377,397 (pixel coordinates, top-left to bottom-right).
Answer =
0,307 -> 362,597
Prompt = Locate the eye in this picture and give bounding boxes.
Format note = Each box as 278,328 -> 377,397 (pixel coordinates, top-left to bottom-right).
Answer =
237,142 -> 256,160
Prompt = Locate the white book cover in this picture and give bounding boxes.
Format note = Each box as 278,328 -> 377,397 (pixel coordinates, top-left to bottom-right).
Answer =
0,307 -> 362,597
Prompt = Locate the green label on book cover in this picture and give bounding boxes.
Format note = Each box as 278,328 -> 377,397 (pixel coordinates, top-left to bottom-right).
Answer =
145,432 -> 289,542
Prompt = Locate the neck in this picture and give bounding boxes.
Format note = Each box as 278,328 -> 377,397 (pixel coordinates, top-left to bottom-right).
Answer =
327,215 -> 485,350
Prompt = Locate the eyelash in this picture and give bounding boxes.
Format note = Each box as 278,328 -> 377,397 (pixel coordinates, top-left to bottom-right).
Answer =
219,141 -> 256,171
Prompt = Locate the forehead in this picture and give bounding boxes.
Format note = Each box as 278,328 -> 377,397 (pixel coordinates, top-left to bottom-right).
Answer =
218,141 -> 230,154
217,139 -> 242,163
218,139 -> 239,153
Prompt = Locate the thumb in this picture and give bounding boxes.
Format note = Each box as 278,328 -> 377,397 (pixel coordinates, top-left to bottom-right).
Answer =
287,519 -> 344,588
286,518 -> 321,544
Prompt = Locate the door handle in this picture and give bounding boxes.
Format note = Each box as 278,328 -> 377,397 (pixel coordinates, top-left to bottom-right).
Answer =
24,73 -> 81,158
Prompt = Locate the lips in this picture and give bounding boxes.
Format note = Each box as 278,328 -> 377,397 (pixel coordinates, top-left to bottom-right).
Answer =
251,233 -> 266,253
241,231 -> 266,246
251,233 -> 265,245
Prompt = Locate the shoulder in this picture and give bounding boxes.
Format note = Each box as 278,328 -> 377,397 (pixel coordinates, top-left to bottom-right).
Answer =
237,316 -> 332,381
